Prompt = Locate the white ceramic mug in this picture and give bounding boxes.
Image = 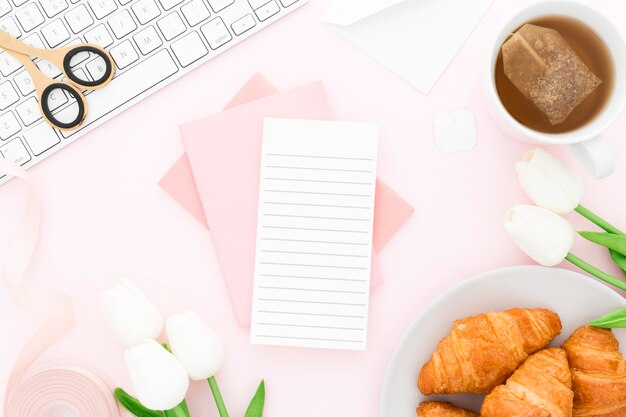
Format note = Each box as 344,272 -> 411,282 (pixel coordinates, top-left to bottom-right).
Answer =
485,0 -> 626,179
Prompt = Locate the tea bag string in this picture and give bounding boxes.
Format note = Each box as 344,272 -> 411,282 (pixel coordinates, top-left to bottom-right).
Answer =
511,31 -> 546,68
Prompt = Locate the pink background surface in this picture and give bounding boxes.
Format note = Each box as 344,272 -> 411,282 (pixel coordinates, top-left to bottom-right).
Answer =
2,0 -> 626,416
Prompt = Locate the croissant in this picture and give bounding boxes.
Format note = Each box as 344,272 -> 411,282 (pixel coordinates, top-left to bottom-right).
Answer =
481,347 -> 574,417
418,308 -> 562,394
562,325 -> 626,417
416,401 -> 478,417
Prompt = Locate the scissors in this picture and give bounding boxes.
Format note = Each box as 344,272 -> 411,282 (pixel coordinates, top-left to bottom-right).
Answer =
0,29 -> 114,130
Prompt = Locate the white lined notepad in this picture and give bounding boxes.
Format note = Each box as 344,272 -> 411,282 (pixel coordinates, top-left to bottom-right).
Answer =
250,118 -> 379,351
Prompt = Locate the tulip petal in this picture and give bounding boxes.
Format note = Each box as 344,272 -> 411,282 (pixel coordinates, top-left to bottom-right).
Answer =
101,279 -> 164,348
516,149 -> 584,214
125,340 -> 189,411
167,311 -> 225,381
504,205 -> 574,266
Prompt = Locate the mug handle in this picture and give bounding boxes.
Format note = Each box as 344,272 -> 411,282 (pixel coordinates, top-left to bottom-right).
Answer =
569,136 -> 615,179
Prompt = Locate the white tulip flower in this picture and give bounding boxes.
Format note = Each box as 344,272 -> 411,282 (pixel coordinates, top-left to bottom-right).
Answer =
504,205 -> 574,266
101,279 -> 163,348
125,340 -> 190,411
167,311 -> 225,381
516,148 -> 584,214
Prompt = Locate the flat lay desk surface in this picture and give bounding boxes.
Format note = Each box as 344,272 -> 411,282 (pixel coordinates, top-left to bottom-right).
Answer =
2,0 -> 626,416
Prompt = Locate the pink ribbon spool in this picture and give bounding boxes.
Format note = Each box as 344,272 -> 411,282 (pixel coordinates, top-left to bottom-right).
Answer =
1,160 -> 120,417
5,363 -> 120,417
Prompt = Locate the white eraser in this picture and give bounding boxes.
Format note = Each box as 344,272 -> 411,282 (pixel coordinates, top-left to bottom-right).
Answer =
433,109 -> 477,153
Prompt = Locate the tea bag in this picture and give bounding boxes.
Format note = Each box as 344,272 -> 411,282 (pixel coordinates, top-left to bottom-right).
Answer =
502,23 -> 602,125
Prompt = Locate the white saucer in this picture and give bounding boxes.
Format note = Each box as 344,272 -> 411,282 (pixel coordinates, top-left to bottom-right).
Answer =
380,265 -> 626,416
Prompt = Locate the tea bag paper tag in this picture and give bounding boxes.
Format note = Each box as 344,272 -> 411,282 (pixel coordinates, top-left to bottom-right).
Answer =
433,109 -> 476,152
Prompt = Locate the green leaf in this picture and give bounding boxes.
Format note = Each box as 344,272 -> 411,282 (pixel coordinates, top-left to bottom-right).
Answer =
580,231 -> 626,256
590,307 -> 626,328
610,249 -> 626,275
114,388 -> 164,417
244,380 -> 265,417
162,342 -> 171,352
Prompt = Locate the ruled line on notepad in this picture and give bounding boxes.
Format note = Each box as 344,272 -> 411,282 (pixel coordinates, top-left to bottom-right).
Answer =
258,310 -> 366,319
263,214 -> 370,222
265,177 -> 372,185
265,202 -> 371,209
261,238 -> 369,246
267,153 -> 373,161
257,323 -> 365,331
258,298 -> 366,307
266,165 -> 372,173
260,274 -> 367,282
264,189 -> 372,197
261,250 -> 368,258
261,262 -> 367,270
259,286 -> 367,294
262,225 -> 369,234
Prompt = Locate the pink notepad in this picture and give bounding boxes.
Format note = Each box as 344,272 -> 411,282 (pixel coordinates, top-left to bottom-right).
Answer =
160,76 -> 414,326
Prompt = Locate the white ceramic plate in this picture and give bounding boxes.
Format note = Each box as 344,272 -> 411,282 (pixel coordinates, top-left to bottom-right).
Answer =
380,266 -> 626,416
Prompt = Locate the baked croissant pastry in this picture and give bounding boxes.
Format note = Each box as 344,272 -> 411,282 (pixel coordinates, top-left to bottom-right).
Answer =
417,401 -> 478,417
418,308 -> 562,394
481,347 -> 574,417
562,325 -> 626,417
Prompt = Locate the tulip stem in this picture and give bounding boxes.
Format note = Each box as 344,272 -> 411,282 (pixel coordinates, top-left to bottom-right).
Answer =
566,253 -> 626,291
575,204 -> 623,235
208,376 -> 229,417
164,401 -> 191,417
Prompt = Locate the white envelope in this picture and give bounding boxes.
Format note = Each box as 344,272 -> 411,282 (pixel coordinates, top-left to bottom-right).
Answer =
321,0 -> 494,94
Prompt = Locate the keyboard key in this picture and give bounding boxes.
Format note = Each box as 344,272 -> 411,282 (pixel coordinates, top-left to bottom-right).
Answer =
279,0 -> 298,6
16,97 -> 41,126
84,24 -> 113,47
11,0 -> 26,6
0,81 -> 19,110
0,0 -> 11,18
0,52 -> 21,76
86,55 -> 109,79
14,70 -> 35,95
181,0 -> 210,27
48,88 -> 69,111
59,49 -> 178,138
231,14 -> 255,35
88,0 -> 117,19
207,0 -> 233,13
158,0 -> 183,10
171,31 -> 207,67
255,1 -> 278,21
133,25 -> 162,55
0,16 -> 21,37
64,5 -> 94,33
22,32 -> 45,48
0,138 -> 31,165
119,0 -> 133,4
248,0 -> 269,9
41,19 -> 70,47
40,0 -> 69,17
0,111 -> 20,139
37,59 -> 62,78
201,17 -> 231,50
131,0 -> 160,24
23,122 -> 60,155
108,9 -> 137,38
15,3 -> 44,32
110,39 -> 139,69
157,12 -> 185,41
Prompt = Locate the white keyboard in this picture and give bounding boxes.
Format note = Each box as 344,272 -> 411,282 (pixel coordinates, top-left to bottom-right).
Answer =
0,0 -> 306,184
